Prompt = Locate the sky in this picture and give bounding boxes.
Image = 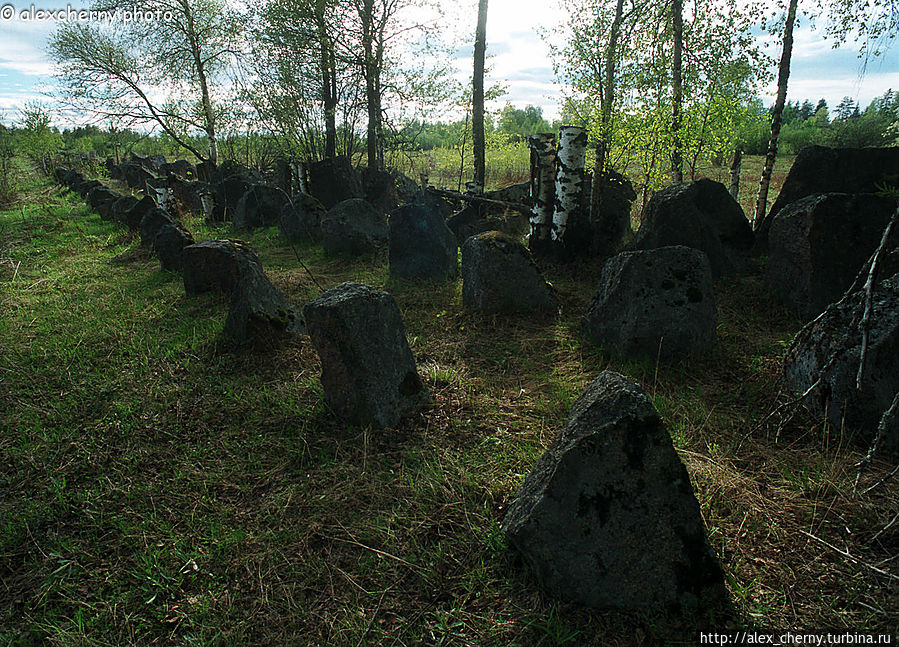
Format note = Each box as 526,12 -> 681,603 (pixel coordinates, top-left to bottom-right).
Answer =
0,0 -> 898,127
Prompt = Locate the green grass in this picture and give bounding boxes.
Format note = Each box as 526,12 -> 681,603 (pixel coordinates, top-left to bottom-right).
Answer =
1,167 -> 897,645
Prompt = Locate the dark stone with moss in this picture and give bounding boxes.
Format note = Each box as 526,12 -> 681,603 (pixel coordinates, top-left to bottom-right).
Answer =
765,193 -> 899,321
307,156 -> 364,210
119,163 -> 157,191
211,174 -> 255,223
593,170 -> 636,256
755,145 -> 899,251
121,196 -> 157,231
321,198 -> 388,256
86,186 -> 120,220
233,182 -> 289,231
784,272 -> 899,454
446,204 -> 493,245
182,239 -> 263,296
225,262 -> 304,346
363,168 -> 399,214
583,246 -> 716,361
139,208 -> 178,248
110,195 -> 139,225
303,282 -> 430,429
153,223 -> 195,272
388,200 -> 458,280
502,370 -> 727,612
279,193 -> 327,242
75,179 -> 101,197
461,231 -> 555,314
630,178 -> 752,277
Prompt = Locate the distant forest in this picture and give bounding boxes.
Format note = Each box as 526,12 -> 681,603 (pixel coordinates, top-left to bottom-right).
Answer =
2,90 -> 897,174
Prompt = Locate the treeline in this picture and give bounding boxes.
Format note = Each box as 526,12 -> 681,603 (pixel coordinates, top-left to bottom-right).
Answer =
739,90 -> 899,154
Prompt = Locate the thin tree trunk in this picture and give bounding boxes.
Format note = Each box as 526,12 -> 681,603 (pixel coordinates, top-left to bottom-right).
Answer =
754,0 -> 798,229
185,5 -> 217,165
315,3 -> 337,159
528,133 -> 556,255
591,0 -> 625,222
472,0 -> 488,193
729,148 -> 742,200
458,112 -> 469,193
671,0 -> 683,183
360,0 -> 382,172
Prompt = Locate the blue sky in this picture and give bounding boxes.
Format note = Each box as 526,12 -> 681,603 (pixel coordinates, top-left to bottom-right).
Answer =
1,0 -> 898,127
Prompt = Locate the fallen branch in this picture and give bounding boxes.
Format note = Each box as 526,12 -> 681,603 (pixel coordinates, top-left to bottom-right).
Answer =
856,204 -> 899,390
854,391 -> 899,491
799,529 -> 899,582
425,186 -> 531,215
871,509 -> 899,544
861,463 -> 899,496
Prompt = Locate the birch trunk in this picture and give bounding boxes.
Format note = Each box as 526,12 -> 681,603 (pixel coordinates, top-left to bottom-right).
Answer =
472,0 -> 488,193
552,126 -> 589,257
754,0 -> 798,230
671,0 -> 683,183
528,133 -> 556,255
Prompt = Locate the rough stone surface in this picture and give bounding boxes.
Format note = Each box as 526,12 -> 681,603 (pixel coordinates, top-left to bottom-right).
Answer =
502,370 -> 726,611
583,246 -> 716,361
321,198 -> 388,256
139,208 -> 178,248
110,196 -> 139,225
307,156 -> 364,210
766,193 -> 899,321
486,181 -> 530,205
86,186 -> 119,219
363,168 -> 399,214
211,174 -> 255,222
159,160 -> 195,179
391,170 -> 421,205
75,179 -> 102,197
593,170 -> 637,256
388,201 -> 458,280
447,204 -> 494,244
279,193 -> 327,242
225,264 -> 304,346
233,183 -> 288,230
122,196 -> 157,231
756,145 -> 899,249
630,178 -> 753,277
415,189 -> 454,220
62,169 -> 83,188
120,163 -> 157,191
153,222 -> 195,272
461,231 -> 556,314
182,239 -> 263,296
784,272 -> 899,453
303,282 -> 430,429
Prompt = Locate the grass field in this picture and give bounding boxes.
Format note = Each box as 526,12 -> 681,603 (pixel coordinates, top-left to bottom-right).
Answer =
1,161 -> 897,645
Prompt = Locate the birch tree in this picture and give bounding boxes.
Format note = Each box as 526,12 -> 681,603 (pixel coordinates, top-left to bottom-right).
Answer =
49,0 -> 240,164
671,0 -> 684,183
753,0 -> 798,230
549,0 -> 763,199
250,0 -> 362,160
472,0 -> 488,193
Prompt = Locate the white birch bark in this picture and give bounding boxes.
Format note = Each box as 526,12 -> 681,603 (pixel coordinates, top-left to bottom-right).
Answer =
527,133 -> 557,253
552,126 -> 588,246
